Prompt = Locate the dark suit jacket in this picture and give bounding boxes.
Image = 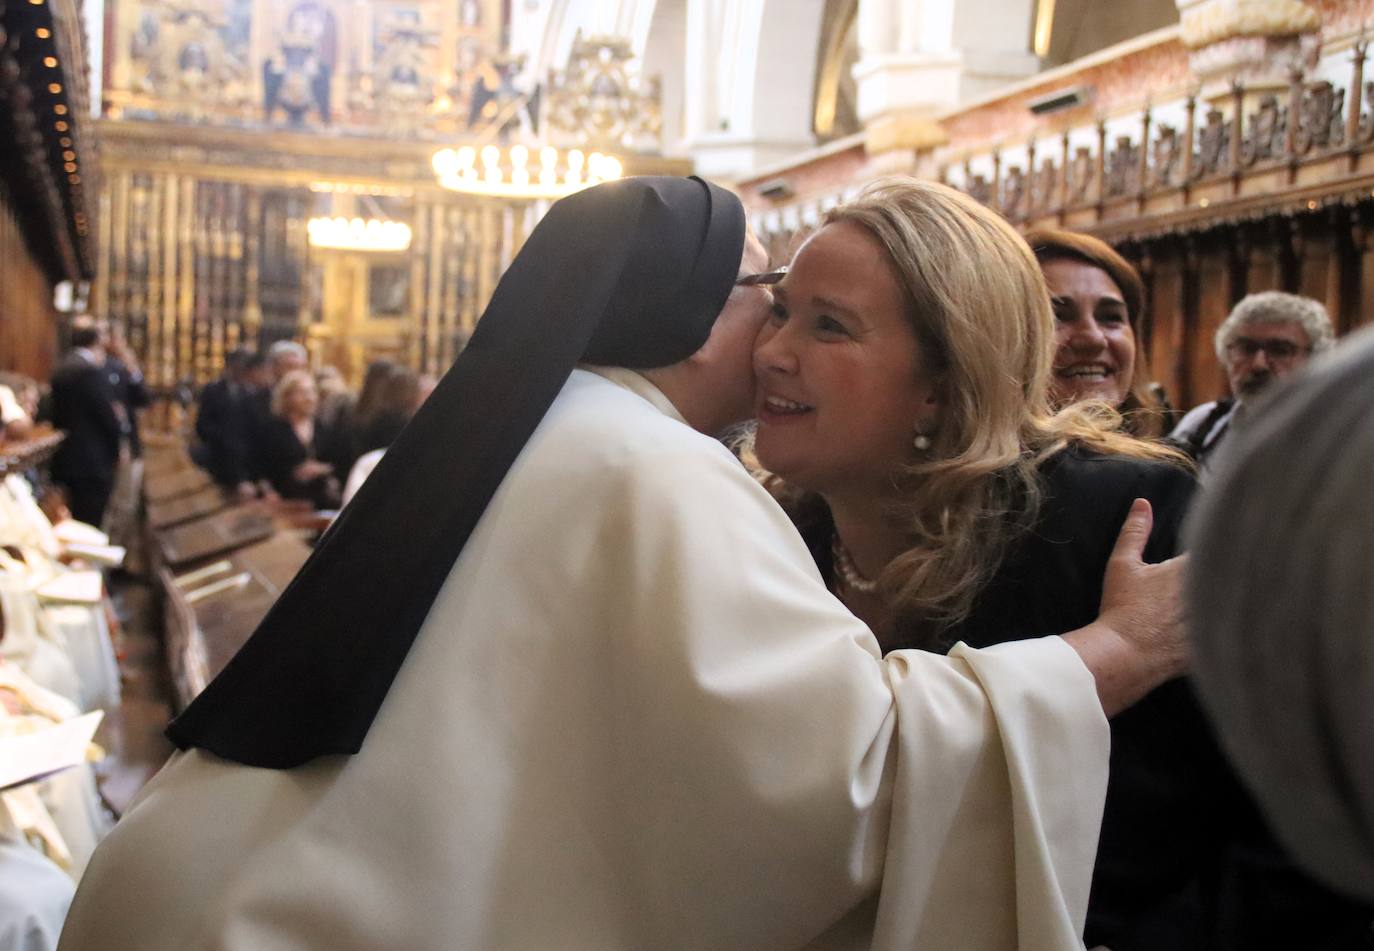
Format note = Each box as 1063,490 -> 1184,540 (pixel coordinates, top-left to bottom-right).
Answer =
104,356 -> 150,457
49,352 -> 123,484
934,449 -> 1373,951
196,378 -> 261,487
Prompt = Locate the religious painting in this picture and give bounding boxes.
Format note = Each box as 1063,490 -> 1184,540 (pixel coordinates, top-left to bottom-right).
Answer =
108,0 -> 508,134
122,0 -> 253,119
467,53 -> 540,139
450,0 -> 511,135
263,1 -> 338,127
367,265 -> 411,320
367,4 -> 442,123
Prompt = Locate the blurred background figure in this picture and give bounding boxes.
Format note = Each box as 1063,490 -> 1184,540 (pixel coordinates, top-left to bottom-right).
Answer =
264,340 -> 308,388
79,317 -> 150,550
195,348 -> 266,500
340,366 -> 423,506
48,326 -> 123,527
313,366 -> 352,433
335,358 -> 397,476
1027,228 -> 1167,438
257,368 -> 339,509
1171,292 -> 1334,465
89,318 -> 149,460
1188,325 -> 1374,912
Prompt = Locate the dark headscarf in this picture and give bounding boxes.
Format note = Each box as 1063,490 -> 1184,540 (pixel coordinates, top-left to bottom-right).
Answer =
168,177 -> 746,768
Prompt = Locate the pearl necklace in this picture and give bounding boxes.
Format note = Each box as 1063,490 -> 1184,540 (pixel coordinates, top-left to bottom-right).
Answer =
831,533 -> 879,594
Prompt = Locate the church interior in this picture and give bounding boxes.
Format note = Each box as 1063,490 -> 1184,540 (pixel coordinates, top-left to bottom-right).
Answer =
3,0 -> 1374,947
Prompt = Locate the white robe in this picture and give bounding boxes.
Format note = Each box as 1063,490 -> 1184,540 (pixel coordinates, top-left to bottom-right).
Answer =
0,821 -> 73,951
59,368 -> 1108,951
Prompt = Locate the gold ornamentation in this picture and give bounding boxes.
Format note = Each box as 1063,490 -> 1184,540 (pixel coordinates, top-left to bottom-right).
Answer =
432,144 -> 622,200
544,32 -> 661,151
130,0 -> 251,119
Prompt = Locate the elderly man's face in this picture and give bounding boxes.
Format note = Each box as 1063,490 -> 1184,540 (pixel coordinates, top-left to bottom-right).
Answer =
1223,321 -> 1313,401
273,352 -> 307,382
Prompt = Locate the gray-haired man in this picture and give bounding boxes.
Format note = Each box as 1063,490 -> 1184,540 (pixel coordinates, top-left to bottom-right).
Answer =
1171,291 -> 1335,465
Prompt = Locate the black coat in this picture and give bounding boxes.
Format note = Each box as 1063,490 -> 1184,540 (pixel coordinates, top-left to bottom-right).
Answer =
49,353 -> 123,485
103,356 -> 150,457
257,415 -> 338,509
196,379 -> 262,487
933,449 -> 1374,951
795,447 -> 1372,949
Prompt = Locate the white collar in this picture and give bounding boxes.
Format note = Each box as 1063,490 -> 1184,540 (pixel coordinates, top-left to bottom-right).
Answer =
581,365 -> 688,426
74,347 -> 100,366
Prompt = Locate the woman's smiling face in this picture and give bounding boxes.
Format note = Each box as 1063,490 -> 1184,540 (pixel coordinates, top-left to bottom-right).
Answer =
1044,258 -> 1137,409
752,221 -> 941,498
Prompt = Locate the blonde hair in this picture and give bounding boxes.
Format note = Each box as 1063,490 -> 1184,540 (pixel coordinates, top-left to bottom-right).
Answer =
811,178 -> 1186,636
270,368 -> 316,417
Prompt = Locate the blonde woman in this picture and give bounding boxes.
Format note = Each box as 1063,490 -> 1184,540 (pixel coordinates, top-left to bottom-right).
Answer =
258,368 -> 339,509
752,178 -> 1354,949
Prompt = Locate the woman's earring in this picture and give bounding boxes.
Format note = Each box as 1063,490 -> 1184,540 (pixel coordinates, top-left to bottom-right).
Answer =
913,431 -> 932,452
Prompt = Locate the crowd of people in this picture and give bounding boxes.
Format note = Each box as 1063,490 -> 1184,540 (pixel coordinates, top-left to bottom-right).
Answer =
0,318 -> 150,533
3,173 -> 1369,950
193,342 -> 434,512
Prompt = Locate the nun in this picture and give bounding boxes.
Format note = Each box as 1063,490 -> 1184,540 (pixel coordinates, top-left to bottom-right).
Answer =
60,177 -> 1185,951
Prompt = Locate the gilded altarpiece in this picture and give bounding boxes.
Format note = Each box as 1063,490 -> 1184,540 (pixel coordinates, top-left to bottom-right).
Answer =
94,127 -> 536,387
107,0 -> 507,136
98,1 -> 676,387
96,0 -> 494,386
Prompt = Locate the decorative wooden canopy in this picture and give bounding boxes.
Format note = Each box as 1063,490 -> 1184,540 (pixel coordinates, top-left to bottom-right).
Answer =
0,0 -> 96,282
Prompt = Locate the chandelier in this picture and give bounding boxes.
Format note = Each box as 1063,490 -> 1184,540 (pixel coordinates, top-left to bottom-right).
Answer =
307,217 -> 414,252
432,144 -> 624,200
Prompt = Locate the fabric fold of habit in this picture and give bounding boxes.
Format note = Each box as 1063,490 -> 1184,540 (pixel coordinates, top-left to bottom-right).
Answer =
166,176 -> 746,768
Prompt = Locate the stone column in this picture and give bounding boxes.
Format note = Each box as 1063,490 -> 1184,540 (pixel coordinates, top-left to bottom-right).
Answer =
681,0 -> 826,178
853,0 -> 1039,168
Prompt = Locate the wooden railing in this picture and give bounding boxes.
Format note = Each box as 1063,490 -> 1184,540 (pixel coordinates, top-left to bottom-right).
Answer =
947,41 -> 1374,234
0,430 -> 64,477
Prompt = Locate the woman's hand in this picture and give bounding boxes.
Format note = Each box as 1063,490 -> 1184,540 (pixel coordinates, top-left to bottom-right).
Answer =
1062,498 -> 1189,717
292,459 -> 334,483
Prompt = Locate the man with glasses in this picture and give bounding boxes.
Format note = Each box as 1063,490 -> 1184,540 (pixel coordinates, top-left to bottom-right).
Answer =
1171,291 -> 1334,465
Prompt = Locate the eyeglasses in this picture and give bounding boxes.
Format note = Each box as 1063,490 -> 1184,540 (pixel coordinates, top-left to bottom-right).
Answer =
1225,337 -> 1310,361
735,266 -> 788,287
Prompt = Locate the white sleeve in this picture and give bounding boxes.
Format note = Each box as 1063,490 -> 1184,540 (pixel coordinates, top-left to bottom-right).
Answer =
0,386 -> 29,427
1170,401 -> 1215,441
341,449 -> 385,507
603,440 -> 1109,950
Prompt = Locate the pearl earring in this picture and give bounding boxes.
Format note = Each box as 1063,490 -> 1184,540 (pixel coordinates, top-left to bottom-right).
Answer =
913,432 -> 932,452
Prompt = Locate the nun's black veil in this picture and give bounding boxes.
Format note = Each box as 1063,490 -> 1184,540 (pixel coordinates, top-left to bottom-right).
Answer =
167,176 -> 747,768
